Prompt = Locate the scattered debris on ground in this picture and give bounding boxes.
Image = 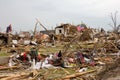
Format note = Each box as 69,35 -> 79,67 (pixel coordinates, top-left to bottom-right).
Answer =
0,23 -> 120,80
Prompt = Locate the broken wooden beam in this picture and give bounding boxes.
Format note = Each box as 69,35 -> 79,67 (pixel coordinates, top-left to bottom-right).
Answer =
0,66 -> 21,70
62,69 -> 96,79
0,73 -> 28,80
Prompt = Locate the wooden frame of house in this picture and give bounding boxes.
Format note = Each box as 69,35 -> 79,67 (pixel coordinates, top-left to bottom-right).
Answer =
55,24 -> 77,37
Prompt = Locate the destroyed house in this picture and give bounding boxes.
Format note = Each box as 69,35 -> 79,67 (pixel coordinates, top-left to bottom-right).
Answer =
40,30 -> 55,35
0,33 -> 8,46
55,24 -> 77,36
19,31 -> 31,39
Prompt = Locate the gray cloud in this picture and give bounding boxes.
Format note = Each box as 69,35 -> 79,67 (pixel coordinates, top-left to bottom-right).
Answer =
0,0 -> 120,32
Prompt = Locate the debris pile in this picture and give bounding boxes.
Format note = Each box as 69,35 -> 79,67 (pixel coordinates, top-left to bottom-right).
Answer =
0,23 -> 120,80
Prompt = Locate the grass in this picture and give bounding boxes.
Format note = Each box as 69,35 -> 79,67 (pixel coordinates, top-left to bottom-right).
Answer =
0,51 -> 10,57
38,42 -> 98,55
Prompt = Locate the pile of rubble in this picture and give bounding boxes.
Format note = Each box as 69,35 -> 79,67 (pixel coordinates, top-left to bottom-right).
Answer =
0,23 -> 120,80
0,41 -> 119,80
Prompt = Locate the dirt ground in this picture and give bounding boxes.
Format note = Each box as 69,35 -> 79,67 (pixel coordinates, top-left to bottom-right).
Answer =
97,57 -> 120,80
101,64 -> 120,80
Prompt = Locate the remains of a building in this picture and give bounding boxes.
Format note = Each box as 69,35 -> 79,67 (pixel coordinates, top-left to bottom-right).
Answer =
0,22 -> 120,80
0,33 -> 13,46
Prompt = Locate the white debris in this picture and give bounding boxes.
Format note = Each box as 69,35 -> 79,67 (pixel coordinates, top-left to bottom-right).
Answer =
97,61 -> 105,65
8,58 -> 16,67
79,67 -> 87,72
32,59 -> 36,69
24,40 -> 30,45
12,40 -> 18,44
84,57 -> 91,63
31,41 -> 37,45
34,62 -> 42,70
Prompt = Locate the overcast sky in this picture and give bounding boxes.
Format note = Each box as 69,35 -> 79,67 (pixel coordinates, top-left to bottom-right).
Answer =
0,0 -> 120,32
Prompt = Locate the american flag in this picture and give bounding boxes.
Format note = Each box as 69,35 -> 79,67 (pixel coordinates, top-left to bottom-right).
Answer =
77,25 -> 84,32
6,24 -> 12,33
